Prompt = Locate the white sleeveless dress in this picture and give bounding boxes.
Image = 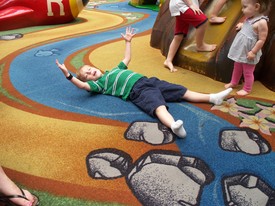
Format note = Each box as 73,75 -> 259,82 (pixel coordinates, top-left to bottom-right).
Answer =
228,16 -> 269,65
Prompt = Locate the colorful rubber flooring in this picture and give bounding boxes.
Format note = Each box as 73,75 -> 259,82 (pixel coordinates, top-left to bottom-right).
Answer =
1,1 -> 275,205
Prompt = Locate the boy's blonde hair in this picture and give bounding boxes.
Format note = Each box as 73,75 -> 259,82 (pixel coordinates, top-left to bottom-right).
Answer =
76,65 -> 86,81
76,65 -> 105,82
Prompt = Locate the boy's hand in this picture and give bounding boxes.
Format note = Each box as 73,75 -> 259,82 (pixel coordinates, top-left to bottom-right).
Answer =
56,59 -> 69,76
189,4 -> 203,15
121,27 -> 136,42
56,59 -> 66,70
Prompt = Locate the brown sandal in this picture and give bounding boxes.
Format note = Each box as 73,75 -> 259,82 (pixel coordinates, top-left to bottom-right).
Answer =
0,187 -> 39,206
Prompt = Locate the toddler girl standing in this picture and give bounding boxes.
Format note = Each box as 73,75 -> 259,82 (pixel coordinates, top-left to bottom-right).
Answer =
225,0 -> 270,96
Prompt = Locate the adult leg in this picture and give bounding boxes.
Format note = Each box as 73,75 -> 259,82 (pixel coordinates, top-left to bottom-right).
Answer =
0,166 -> 37,206
237,63 -> 255,96
225,62 -> 243,89
209,0 -> 227,24
182,88 -> 232,105
164,34 -> 184,72
155,105 -> 186,138
196,21 -> 217,51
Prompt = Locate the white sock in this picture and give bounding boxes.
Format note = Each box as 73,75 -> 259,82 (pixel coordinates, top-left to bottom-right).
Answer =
209,88 -> 232,105
171,120 -> 187,138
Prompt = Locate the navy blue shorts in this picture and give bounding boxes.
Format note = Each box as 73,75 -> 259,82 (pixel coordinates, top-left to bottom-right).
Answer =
129,77 -> 187,117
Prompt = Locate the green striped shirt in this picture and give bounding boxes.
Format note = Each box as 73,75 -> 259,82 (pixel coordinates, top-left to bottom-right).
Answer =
87,62 -> 143,100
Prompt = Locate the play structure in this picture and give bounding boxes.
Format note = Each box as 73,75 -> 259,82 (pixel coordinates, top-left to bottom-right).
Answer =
130,0 -> 165,7
150,0 -> 275,92
129,0 -> 165,11
0,0 -> 89,31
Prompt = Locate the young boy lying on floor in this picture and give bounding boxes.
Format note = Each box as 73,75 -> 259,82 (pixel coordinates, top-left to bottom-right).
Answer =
56,27 -> 232,138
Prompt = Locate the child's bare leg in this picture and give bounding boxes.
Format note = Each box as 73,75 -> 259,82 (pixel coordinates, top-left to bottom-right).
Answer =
196,23 -> 217,52
155,105 -> 186,138
209,0 -> 227,24
164,34 -> 183,72
182,88 -> 232,105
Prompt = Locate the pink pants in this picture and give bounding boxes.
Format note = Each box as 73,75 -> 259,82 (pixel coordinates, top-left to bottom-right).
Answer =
230,62 -> 255,92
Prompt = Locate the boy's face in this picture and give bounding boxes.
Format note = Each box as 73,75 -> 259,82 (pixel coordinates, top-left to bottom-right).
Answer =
80,65 -> 103,81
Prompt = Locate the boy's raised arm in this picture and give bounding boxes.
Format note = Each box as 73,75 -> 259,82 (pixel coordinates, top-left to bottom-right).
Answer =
55,59 -> 91,91
121,27 -> 136,66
